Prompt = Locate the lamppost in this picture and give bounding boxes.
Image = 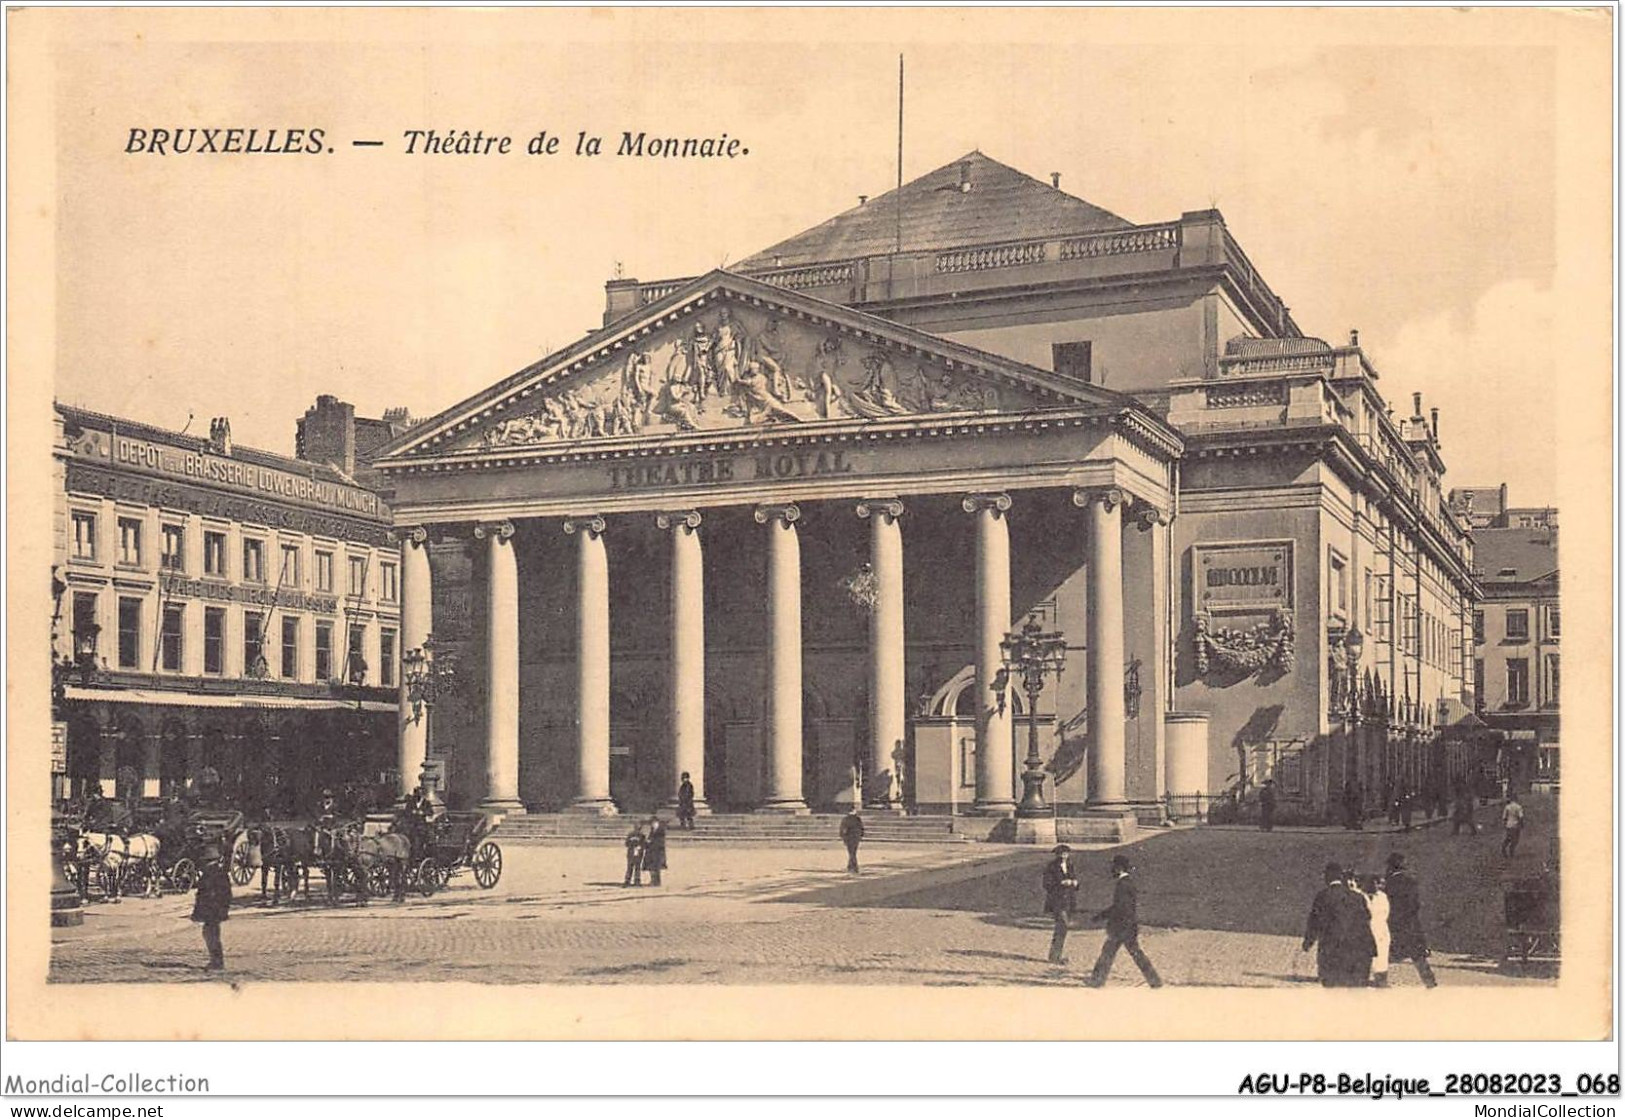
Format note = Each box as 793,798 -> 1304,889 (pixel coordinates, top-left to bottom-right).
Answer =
401,634 -> 457,726
994,612 -> 1068,819
49,568 -> 92,927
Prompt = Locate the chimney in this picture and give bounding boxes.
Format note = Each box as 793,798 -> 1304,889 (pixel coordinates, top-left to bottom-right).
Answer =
1412,392 -> 1422,417
208,417 -> 232,456
1349,328 -> 1359,347
1050,172 -> 1062,189
858,195 -> 868,206
1429,407 -> 1439,440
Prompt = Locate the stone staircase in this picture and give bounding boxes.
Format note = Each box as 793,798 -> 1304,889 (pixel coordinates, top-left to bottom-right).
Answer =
492,812 -> 975,846
490,811 -> 1140,846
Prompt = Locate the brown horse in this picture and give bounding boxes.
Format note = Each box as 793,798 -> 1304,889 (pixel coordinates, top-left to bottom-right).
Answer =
246,824 -> 318,904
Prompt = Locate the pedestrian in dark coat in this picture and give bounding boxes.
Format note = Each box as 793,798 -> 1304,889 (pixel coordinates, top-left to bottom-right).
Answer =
839,810 -> 864,873
622,825 -> 646,887
1041,845 -> 1080,964
1452,784 -> 1479,836
1383,853 -> 1438,987
643,815 -> 668,887
1258,779 -> 1277,832
676,773 -> 697,830
1088,854 -> 1163,987
190,844 -> 232,971
1398,782 -> 1414,831
1302,862 -> 1376,986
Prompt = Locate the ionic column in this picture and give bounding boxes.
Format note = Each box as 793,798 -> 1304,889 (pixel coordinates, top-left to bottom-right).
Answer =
755,503 -> 808,813
963,493 -> 1014,814
857,498 -> 906,808
658,510 -> 708,816
395,526 -> 432,798
1075,488 -> 1127,806
475,520 -> 524,814
564,515 -> 615,814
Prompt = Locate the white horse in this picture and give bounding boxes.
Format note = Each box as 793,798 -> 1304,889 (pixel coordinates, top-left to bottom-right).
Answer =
77,831 -> 162,899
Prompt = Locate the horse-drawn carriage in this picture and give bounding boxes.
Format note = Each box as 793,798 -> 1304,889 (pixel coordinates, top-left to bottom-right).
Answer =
66,806 -> 250,900
348,811 -> 503,899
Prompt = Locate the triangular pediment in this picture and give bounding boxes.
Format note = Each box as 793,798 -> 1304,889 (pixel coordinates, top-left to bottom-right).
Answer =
381,270 -> 1129,460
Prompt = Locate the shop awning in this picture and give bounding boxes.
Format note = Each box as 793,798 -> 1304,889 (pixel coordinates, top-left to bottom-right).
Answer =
62,686 -> 396,714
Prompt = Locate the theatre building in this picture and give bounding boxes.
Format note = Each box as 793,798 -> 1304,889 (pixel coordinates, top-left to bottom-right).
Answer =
376,152 -> 1476,828
51,403 -> 401,811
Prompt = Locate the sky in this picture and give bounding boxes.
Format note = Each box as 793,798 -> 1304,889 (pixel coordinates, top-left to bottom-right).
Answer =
45,8 -> 1602,507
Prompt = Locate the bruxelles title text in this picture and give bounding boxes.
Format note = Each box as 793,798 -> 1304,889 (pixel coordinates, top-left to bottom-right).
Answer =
125,127 -> 748,159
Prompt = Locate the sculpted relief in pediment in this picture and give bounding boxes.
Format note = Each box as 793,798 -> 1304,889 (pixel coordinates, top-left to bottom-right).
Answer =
475,302 -> 1043,449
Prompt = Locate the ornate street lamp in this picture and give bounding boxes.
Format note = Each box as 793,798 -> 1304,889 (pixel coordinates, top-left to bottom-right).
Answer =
401,634 -> 457,725
995,612 -> 1068,818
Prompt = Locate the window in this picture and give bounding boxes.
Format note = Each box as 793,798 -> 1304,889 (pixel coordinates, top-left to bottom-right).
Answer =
117,517 -> 143,566
1051,340 -> 1093,384
71,592 -> 98,658
1362,570 -> 1372,627
281,616 -> 300,679
1329,552 -> 1348,616
280,544 -> 301,587
71,511 -> 97,561
1473,610 -> 1485,644
160,524 -> 185,571
1473,658 -> 1485,710
203,608 -> 225,675
380,562 -> 398,604
204,530 -> 227,577
117,596 -> 141,669
347,625 -> 367,684
1505,609 -> 1529,642
160,604 -> 183,672
315,550 -> 334,593
315,622 -> 334,681
348,556 -> 368,598
1372,576 -> 1391,643
959,736 -> 976,789
243,612 -> 267,676
1544,654 -> 1560,707
1401,594 -> 1419,656
1546,605 -> 1561,640
242,538 -> 266,584
379,628 -> 396,688
1506,658 -> 1530,707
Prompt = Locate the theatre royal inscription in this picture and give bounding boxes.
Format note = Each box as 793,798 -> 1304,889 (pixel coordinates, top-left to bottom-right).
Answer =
607,448 -> 859,491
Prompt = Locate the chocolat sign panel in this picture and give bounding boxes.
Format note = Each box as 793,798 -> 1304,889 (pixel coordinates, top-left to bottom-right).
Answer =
1193,541 -> 1293,615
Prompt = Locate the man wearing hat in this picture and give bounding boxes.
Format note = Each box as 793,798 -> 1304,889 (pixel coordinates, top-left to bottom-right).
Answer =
839,808 -> 865,874
1042,844 -> 1080,965
1088,854 -> 1164,987
1383,853 -> 1439,987
1302,861 -> 1376,986
190,842 -> 233,971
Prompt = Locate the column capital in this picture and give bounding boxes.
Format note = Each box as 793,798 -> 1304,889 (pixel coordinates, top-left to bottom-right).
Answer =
754,502 -> 801,526
961,492 -> 1012,516
387,525 -> 430,547
656,509 -> 703,532
1132,502 -> 1170,531
1071,486 -> 1125,512
855,498 -> 905,523
473,519 -> 515,542
562,515 -> 606,538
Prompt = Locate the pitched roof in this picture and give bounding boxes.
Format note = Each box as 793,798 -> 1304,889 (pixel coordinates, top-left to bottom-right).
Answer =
1472,526 -> 1559,584
736,151 -> 1131,270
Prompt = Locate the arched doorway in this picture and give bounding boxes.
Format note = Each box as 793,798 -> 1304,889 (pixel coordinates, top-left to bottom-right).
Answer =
111,713 -> 145,807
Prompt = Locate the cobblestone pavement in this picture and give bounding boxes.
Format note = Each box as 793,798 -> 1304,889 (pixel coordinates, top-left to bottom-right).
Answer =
50,797 -> 1556,988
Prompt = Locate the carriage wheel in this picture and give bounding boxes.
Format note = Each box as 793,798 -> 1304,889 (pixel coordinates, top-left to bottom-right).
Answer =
416,858 -> 440,897
169,858 -> 199,892
367,863 -> 395,900
471,841 -> 502,889
126,861 -> 155,896
229,834 -> 255,886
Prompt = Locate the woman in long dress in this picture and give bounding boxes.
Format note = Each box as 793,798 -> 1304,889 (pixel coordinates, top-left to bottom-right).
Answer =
1360,873 -> 1392,987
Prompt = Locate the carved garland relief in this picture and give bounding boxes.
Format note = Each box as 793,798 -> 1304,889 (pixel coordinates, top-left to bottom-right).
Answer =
477,303 -> 1034,449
